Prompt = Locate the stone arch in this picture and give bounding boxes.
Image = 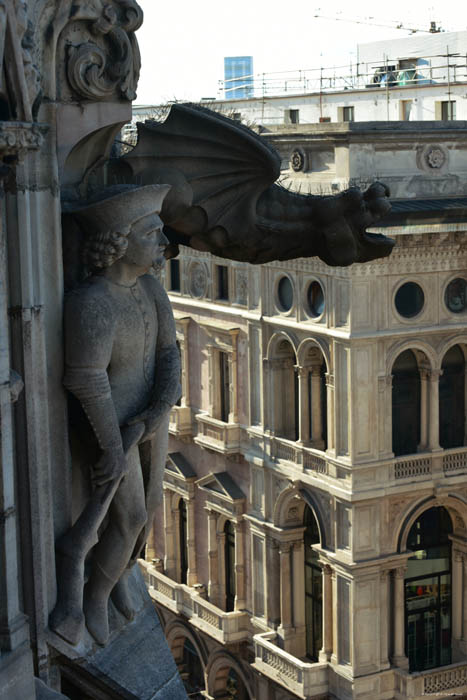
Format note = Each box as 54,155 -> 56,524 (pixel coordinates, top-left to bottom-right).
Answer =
205,650 -> 253,700
272,483 -> 327,548
386,339 -> 436,375
266,330 -> 299,360
437,335 -> 467,365
266,333 -> 298,440
296,337 -> 330,371
396,495 -> 467,553
164,619 -> 208,670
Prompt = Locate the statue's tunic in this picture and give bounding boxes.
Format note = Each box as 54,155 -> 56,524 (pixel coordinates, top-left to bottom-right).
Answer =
63,274 -> 180,450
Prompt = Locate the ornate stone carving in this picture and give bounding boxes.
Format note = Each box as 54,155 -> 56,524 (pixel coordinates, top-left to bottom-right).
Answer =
0,123 -> 45,161
426,146 -> 447,169
290,148 -> 306,172
50,185 -> 181,647
66,0 -> 143,101
236,270 -> 248,305
189,261 -> 208,298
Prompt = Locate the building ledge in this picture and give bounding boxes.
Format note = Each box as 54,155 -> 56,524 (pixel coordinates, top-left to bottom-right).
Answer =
140,560 -> 250,645
194,414 -> 242,456
253,632 -> 328,699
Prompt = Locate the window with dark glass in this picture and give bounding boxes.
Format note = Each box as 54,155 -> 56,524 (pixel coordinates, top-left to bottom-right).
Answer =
439,345 -> 465,449
277,276 -> 294,312
179,499 -> 188,584
307,281 -> 325,318
182,639 -> 205,695
219,351 -> 230,422
445,278 -> 467,314
441,101 -> 456,121
392,350 -> 420,456
395,282 -> 424,318
304,506 -> 322,660
405,507 -> 453,672
217,265 -> 229,300
343,106 -> 354,122
224,521 -> 236,612
169,259 -> 181,292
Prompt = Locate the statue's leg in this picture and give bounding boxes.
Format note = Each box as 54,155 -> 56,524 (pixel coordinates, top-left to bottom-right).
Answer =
83,444 -> 146,645
111,415 -> 169,618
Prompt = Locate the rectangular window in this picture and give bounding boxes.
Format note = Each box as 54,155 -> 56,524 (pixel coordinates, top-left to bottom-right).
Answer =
343,106 -> 354,122
169,259 -> 181,292
216,265 -> 229,300
252,535 -> 265,617
219,351 -> 230,422
441,101 -> 456,121
400,100 -> 413,121
285,109 -> 299,124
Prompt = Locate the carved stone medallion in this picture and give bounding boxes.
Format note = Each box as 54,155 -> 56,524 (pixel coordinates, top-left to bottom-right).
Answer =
425,146 -> 446,169
290,148 -> 306,172
189,262 -> 208,298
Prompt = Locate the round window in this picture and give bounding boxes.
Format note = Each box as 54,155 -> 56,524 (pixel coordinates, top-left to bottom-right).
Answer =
395,282 -> 424,318
307,281 -> 325,318
445,278 -> 467,314
277,276 -> 294,312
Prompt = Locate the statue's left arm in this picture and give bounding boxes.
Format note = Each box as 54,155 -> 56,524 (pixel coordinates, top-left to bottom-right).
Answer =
127,277 -> 181,439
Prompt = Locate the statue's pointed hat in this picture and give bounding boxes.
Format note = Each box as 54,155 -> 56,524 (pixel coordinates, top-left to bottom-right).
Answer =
63,184 -> 171,232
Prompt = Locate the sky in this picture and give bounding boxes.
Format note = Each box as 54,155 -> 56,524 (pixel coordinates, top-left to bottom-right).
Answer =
135,0 -> 467,105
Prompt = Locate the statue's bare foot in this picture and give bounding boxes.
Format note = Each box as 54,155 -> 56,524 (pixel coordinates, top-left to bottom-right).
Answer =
111,570 -> 135,621
83,584 -> 110,646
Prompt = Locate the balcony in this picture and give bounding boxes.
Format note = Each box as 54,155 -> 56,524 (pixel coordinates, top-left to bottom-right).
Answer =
395,661 -> 467,699
194,413 -> 242,456
253,632 -> 328,699
140,560 -> 249,644
169,405 -> 193,439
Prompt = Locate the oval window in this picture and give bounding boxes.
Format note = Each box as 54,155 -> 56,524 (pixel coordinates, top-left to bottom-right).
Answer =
445,278 -> 467,314
307,281 -> 325,318
395,282 -> 424,318
277,276 -> 294,311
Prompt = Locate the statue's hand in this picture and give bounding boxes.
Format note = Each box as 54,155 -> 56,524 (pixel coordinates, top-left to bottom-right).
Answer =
313,182 -> 392,266
92,447 -> 128,487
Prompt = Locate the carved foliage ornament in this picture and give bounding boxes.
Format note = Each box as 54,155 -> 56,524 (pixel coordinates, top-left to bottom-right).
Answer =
67,0 -> 143,101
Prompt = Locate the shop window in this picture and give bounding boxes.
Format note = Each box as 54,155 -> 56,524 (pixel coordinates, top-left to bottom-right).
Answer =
405,507 -> 453,672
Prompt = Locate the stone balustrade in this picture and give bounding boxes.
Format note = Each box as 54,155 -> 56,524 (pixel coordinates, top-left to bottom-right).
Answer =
395,661 -> 467,699
194,413 -> 242,455
140,560 -> 249,644
168,405 -> 193,439
253,632 -> 328,699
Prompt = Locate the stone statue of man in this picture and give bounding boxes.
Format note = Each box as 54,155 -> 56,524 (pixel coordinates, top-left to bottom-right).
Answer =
50,184 -> 181,646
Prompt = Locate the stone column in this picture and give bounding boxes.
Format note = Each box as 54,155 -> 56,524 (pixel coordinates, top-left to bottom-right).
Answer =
331,569 -> 338,664
218,531 -> 227,610
265,535 -> 280,627
428,369 -> 443,451
325,372 -> 335,454
207,510 -> 219,605
379,570 -> 390,669
452,551 -> 463,642
234,520 -> 245,610
378,375 -> 393,457
311,366 -> 324,449
319,565 -> 333,662
186,498 -> 197,586
418,369 -> 429,451
278,542 -> 292,630
163,488 -> 176,578
392,567 -> 409,669
297,366 -> 310,444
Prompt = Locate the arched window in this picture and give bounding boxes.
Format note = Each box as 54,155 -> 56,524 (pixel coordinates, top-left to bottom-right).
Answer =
304,506 -> 322,660
224,521 -> 236,612
440,345 -> 465,449
179,499 -> 188,584
392,350 -> 421,456
226,668 -> 250,700
181,638 -> 205,695
273,340 -> 297,441
405,507 -> 453,672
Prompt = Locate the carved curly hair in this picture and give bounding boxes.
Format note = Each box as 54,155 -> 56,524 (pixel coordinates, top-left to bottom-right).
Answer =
82,227 -> 131,270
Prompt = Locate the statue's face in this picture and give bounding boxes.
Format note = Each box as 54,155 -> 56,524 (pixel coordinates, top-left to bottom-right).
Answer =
125,213 -> 168,270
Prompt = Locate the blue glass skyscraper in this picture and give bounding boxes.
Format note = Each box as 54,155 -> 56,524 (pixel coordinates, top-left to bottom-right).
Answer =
224,56 -> 254,99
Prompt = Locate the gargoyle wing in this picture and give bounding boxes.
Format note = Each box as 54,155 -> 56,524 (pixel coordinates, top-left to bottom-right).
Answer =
121,103 -> 281,234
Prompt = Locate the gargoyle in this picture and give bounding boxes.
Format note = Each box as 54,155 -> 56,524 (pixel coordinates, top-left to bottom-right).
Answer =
111,103 -> 394,266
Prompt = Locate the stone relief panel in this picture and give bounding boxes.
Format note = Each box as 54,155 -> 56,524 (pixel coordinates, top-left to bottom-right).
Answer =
189,261 -> 208,298
416,143 -> 449,174
235,269 -> 248,305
